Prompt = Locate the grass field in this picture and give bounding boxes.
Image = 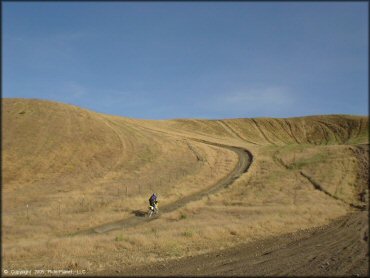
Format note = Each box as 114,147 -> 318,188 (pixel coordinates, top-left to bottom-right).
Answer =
2,98 -> 368,273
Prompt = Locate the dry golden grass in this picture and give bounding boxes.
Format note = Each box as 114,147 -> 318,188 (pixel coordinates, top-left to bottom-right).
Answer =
2,98 -> 368,274
3,99 -> 238,238
274,144 -> 367,206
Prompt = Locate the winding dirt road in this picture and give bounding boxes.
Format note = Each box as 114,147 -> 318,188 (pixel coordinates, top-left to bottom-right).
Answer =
74,140 -> 252,235
73,122 -> 368,276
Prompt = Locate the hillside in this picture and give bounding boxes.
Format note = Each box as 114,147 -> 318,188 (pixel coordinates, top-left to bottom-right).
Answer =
2,98 -> 368,274
3,98 -> 238,231
137,114 -> 368,145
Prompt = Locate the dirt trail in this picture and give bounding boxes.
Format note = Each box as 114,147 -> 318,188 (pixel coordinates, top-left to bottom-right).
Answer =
121,211 -> 368,276
74,140 -> 252,235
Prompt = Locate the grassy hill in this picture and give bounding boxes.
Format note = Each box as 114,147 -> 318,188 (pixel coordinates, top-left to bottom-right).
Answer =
140,114 -> 368,145
2,98 -> 368,273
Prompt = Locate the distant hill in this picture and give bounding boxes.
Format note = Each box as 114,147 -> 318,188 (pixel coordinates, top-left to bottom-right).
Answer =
3,98 -> 367,188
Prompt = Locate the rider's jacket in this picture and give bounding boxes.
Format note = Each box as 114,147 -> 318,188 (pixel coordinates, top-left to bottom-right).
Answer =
149,194 -> 157,206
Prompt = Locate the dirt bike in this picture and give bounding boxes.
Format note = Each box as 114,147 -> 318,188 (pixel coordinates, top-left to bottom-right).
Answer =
147,202 -> 159,218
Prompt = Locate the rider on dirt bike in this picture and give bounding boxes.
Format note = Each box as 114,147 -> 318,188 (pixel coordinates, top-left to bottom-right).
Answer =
149,193 -> 158,209
148,193 -> 159,217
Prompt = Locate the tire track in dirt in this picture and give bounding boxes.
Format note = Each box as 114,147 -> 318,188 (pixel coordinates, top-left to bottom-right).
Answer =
350,144 -> 369,198
218,120 -> 258,145
98,116 -> 127,172
73,136 -> 252,236
122,211 -> 368,276
272,151 -> 366,210
299,172 -> 364,210
317,122 -> 330,145
317,120 -> 345,144
356,118 -> 364,139
284,119 -> 301,144
251,119 -> 276,145
184,140 -> 204,162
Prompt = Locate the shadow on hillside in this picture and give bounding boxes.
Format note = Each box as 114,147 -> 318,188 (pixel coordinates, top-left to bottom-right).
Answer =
131,210 -> 146,217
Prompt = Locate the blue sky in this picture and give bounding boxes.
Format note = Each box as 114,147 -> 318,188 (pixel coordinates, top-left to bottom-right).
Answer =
3,2 -> 368,119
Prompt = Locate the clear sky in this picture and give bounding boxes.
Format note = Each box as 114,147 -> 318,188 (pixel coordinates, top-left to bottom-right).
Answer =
3,2 -> 368,119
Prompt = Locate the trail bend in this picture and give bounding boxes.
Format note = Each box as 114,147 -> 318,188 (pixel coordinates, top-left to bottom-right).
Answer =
73,133 -> 253,235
